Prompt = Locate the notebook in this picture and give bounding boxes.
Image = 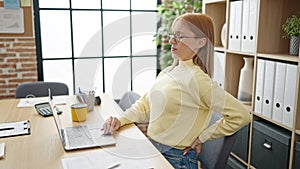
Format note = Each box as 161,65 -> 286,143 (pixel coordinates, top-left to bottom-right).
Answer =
49,89 -> 116,151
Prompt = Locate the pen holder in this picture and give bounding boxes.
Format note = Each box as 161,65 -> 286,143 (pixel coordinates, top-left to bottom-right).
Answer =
76,93 -> 95,112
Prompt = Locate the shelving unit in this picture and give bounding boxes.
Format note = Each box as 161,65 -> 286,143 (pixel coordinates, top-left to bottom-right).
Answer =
257,53 -> 299,63
203,0 -> 300,168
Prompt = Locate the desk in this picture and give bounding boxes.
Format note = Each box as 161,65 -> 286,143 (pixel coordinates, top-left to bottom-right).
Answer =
0,94 -> 173,169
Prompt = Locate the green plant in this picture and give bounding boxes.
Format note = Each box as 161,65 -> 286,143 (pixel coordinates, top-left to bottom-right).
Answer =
156,0 -> 202,69
282,15 -> 300,38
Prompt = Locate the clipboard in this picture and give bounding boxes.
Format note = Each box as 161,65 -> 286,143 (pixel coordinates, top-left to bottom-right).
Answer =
0,120 -> 30,138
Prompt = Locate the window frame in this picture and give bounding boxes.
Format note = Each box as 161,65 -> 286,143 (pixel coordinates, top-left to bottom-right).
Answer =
33,0 -> 160,96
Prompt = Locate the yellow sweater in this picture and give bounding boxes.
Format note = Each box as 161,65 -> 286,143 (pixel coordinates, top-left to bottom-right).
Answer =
119,59 -> 251,150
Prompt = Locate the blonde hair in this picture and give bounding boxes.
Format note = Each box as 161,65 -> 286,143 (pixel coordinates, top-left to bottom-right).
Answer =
172,13 -> 215,78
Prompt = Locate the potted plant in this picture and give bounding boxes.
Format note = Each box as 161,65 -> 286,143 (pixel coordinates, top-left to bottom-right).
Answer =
282,14 -> 300,56
156,0 -> 202,69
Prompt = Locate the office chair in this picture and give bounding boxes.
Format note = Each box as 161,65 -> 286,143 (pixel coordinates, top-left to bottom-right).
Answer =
15,81 -> 69,98
198,112 -> 238,169
118,91 -> 141,111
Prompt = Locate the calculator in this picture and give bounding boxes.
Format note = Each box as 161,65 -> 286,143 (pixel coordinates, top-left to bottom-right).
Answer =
34,102 -> 63,117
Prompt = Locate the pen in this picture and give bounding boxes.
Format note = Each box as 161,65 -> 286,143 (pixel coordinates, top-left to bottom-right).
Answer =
107,162 -> 120,169
0,127 -> 14,131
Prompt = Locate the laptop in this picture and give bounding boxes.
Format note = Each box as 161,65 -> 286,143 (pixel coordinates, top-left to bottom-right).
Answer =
48,89 -> 116,151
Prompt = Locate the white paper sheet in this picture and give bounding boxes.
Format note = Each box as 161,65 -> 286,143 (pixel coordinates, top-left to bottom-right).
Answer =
62,150 -> 152,169
17,97 -> 66,108
0,8 -> 24,33
62,154 -> 119,169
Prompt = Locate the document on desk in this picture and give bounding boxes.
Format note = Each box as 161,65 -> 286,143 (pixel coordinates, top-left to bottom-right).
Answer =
17,97 -> 66,108
62,152 -> 118,169
62,150 -> 152,169
0,120 -> 30,138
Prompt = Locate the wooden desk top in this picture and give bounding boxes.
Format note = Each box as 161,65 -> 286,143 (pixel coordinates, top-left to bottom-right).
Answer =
0,94 -> 173,169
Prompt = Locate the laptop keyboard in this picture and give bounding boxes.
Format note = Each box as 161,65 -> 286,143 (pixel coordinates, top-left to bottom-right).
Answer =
64,126 -> 95,148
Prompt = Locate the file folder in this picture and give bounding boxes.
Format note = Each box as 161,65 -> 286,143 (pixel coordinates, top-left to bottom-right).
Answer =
228,1 -> 235,51
241,0 -> 258,53
272,62 -> 287,123
262,60 -> 276,118
254,59 -> 265,115
228,1 -> 243,51
282,64 -> 298,128
213,51 -> 226,88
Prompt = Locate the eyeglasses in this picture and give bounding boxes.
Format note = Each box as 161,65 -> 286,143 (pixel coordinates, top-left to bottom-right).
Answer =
169,32 -> 203,43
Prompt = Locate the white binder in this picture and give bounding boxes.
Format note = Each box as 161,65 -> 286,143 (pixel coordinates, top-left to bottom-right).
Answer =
272,62 -> 287,123
228,1 -> 235,51
213,51 -> 226,88
282,64 -> 298,128
228,1 -> 243,51
262,60 -> 276,118
241,0 -> 258,53
254,59 -> 265,114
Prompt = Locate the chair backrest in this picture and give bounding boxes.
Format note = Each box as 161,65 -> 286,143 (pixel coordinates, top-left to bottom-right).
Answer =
15,81 -> 69,98
118,91 -> 141,111
198,112 -> 238,169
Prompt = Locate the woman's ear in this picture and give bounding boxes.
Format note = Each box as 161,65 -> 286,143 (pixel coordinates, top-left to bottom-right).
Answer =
198,38 -> 207,48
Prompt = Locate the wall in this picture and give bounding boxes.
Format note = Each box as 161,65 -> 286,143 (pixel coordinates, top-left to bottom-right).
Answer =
0,38 -> 37,99
0,2 -> 37,99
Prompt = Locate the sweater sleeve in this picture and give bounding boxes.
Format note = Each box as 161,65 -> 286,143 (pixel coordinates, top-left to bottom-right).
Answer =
198,83 -> 251,143
118,93 -> 151,126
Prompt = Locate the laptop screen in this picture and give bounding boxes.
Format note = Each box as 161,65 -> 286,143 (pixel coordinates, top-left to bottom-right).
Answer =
48,88 -> 63,138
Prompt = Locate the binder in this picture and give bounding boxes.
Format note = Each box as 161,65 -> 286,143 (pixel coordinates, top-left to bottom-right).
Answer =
254,59 -> 265,115
282,64 -> 298,128
228,1 -> 235,51
228,1 -> 243,51
272,62 -> 287,123
213,51 -> 226,88
241,0 -> 258,53
262,60 -> 276,118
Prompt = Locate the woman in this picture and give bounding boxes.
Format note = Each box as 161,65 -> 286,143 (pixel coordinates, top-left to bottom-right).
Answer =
102,13 -> 251,169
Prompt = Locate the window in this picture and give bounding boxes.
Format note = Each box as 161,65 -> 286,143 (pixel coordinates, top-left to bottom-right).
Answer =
33,0 -> 158,99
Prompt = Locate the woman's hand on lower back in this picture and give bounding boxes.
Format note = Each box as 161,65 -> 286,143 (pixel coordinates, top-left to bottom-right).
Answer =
183,138 -> 203,157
